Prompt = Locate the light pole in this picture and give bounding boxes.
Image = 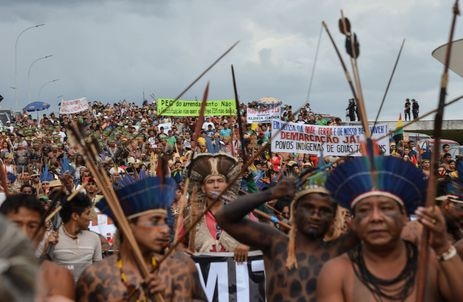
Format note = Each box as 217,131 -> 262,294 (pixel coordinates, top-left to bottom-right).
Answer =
14,24 -> 45,107
27,54 -> 53,102
38,79 -> 59,99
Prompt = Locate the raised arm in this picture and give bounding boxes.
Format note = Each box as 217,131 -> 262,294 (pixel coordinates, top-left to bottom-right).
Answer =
215,177 -> 296,252
415,206 -> 463,300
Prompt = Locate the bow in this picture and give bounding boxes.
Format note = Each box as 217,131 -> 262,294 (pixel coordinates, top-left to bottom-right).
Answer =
416,2 -> 460,301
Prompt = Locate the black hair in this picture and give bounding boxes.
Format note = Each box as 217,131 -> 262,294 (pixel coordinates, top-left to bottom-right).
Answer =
58,192 -> 93,223
20,184 -> 36,195
0,193 -> 45,218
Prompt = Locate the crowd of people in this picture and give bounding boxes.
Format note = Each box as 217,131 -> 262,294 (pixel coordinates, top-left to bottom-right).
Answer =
0,98 -> 462,301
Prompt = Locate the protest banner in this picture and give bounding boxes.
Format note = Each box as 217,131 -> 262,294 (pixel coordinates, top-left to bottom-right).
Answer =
246,106 -> 281,123
59,97 -> 89,115
157,99 -> 236,116
193,252 -> 265,302
270,120 -> 390,156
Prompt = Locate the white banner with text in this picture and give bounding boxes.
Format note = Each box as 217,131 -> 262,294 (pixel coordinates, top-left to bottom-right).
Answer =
270,120 -> 390,156
246,106 -> 281,123
59,97 -> 89,115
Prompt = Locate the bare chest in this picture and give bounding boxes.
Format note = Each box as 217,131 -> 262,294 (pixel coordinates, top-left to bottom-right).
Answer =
264,242 -> 335,302
343,263 -> 442,302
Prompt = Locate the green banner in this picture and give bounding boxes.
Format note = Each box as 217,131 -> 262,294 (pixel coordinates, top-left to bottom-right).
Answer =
157,99 -> 237,116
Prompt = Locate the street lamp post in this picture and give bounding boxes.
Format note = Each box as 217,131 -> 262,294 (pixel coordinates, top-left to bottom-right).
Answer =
38,79 -> 59,99
27,54 -> 53,102
14,24 -> 45,107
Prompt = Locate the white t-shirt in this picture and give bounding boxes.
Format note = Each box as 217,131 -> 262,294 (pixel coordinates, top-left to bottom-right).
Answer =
51,226 -> 102,281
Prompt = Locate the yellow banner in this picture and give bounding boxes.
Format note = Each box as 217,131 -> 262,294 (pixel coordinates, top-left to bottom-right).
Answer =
157,99 -> 237,116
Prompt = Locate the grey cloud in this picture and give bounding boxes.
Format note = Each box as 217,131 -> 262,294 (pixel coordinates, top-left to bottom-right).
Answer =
0,0 -> 462,120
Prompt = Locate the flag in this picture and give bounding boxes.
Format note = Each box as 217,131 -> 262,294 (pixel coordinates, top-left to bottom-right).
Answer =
40,164 -> 55,182
392,113 -> 404,143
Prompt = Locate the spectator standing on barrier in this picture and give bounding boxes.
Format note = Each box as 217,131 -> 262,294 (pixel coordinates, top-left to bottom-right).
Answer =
346,98 -> 356,121
404,98 -> 411,121
412,98 -> 420,120
216,175 -> 357,301
76,175 -> 207,301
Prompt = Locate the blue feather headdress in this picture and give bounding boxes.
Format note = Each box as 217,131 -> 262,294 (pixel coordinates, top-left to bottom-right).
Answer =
97,175 -> 177,221
326,155 -> 427,215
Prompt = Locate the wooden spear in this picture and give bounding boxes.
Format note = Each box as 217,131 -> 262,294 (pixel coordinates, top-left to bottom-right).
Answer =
416,2 -> 460,301
231,65 -> 248,163
172,83 -> 209,250
69,122 -> 164,302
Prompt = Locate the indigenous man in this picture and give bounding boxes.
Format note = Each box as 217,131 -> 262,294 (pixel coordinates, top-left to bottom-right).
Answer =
318,155 -> 463,301
216,175 -> 357,302
184,153 -> 249,261
50,192 -> 102,281
0,193 -> 75,301
76,176 -> 207,301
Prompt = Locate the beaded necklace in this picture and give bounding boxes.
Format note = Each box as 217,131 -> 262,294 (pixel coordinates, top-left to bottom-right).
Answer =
348,241 -> 417,302
117,255 -> 157,302
62,225 -> 78,240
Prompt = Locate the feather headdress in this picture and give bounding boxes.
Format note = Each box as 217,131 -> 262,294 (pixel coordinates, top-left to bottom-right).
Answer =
326,155 -> 427,215
97,175 -> 177,221
286,170 -> 332,270
186,153 -> 241,202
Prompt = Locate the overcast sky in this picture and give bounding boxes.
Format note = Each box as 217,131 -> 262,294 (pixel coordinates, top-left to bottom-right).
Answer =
1,0 -> 462,120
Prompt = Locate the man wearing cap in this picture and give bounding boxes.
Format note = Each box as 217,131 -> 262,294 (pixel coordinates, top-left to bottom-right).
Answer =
30,170 -> 42,196
318,155 -> 463,301
76,176 -> 206,301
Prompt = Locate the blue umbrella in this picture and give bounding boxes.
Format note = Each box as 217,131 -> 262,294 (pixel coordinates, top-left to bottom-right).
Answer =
23,101 -> 50,112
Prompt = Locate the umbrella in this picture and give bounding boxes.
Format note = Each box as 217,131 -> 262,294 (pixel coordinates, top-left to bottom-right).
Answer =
23,101 -> 50,120
255,97 -> 282,109
23,101 -> 50,112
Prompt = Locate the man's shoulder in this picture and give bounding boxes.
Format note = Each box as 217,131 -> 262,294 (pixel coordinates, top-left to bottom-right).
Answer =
159,251 -> 200,282
164,251 -> 196,269
76,256 -> 121,301
41,260 -> 74,279
79,255 -> 117,278
82,230 -> 102,241
323,252 -> 351,270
